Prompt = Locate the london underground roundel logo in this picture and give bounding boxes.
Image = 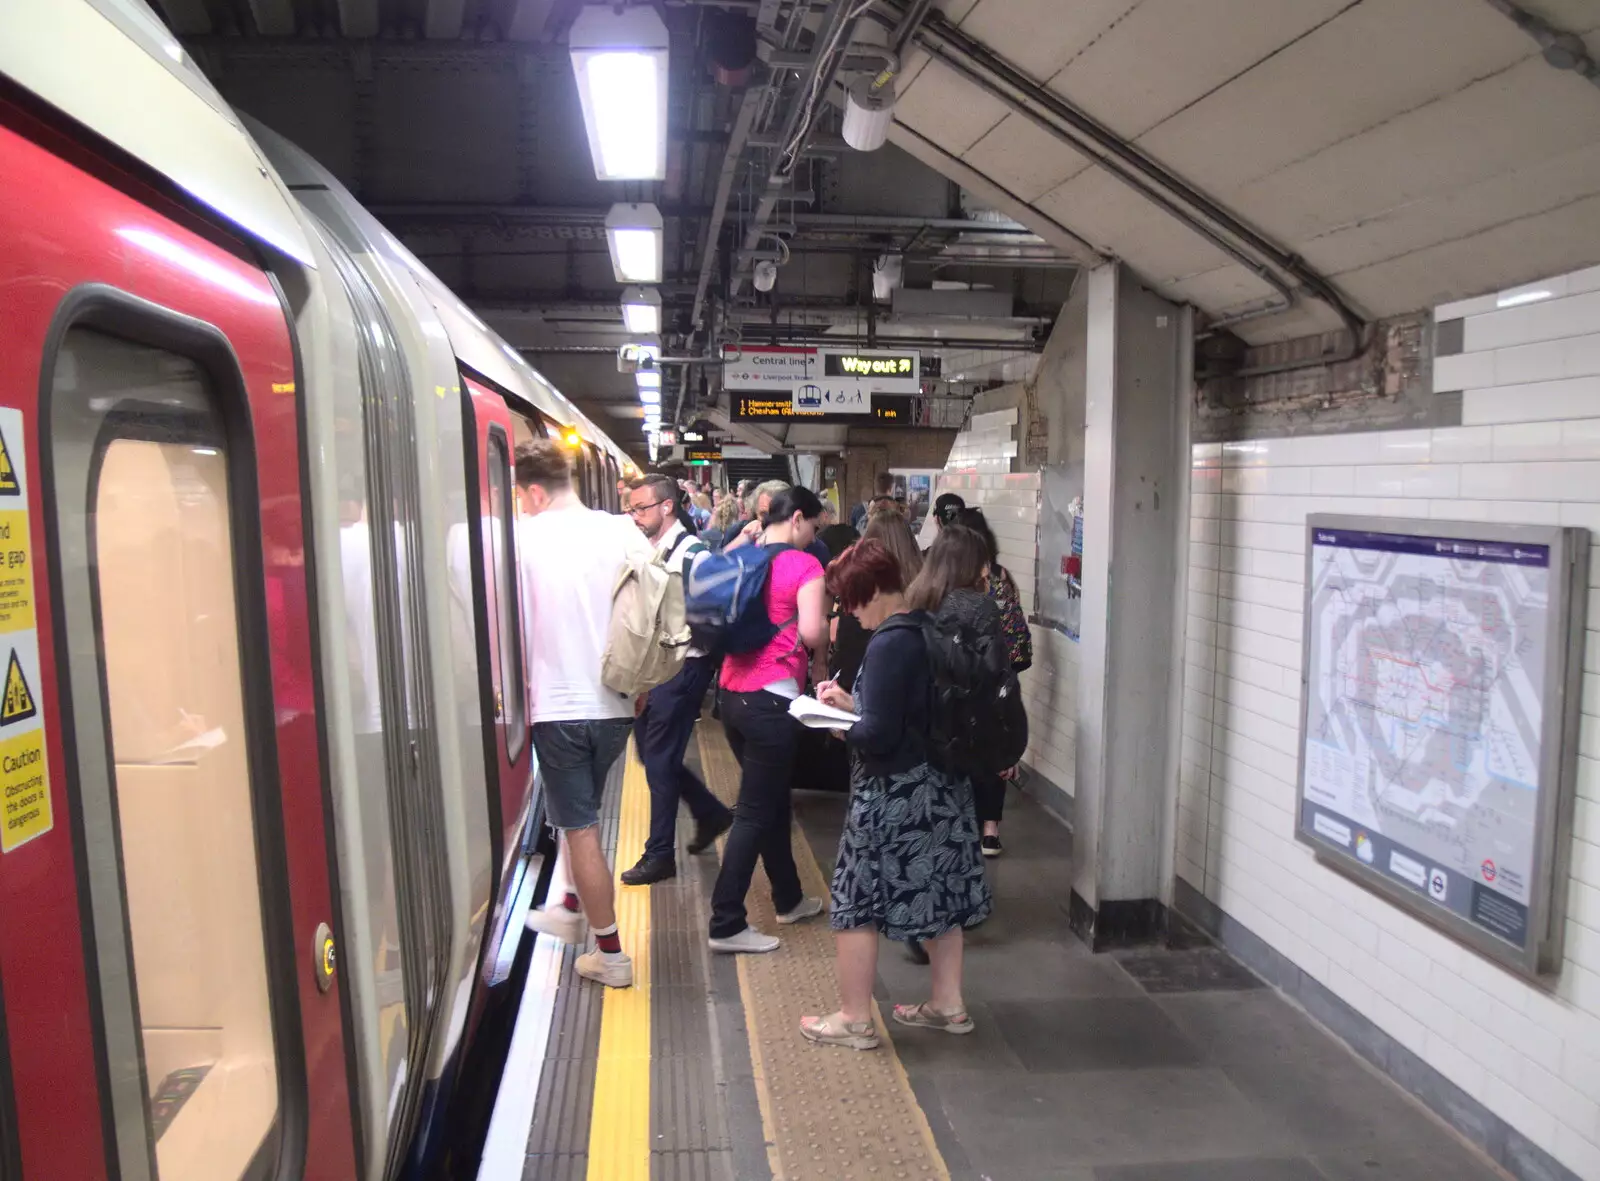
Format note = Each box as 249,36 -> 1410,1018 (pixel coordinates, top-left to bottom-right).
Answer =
1481,859 -> 1497,882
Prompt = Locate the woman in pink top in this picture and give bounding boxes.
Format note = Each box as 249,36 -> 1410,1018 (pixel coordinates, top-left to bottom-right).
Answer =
708,487 -> 831,954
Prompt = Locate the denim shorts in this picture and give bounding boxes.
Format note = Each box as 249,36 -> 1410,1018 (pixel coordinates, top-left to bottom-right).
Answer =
532,718 -> 633,831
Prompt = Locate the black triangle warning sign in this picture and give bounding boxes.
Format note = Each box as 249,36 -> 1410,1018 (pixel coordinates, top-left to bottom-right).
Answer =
2,651 -> 35,726
0,428 -> 18,497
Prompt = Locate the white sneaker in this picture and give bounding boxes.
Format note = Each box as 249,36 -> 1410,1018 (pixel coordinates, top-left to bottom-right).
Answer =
575,950 -> 633,988
776,897 -> 825,925
528,906 -> 586,945
708,927 -> 780,954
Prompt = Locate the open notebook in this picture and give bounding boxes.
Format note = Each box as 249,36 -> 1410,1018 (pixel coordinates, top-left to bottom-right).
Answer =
787,694 -> 860,732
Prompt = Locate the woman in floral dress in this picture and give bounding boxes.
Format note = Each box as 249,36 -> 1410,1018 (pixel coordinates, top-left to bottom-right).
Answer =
800,530 -> 995,1050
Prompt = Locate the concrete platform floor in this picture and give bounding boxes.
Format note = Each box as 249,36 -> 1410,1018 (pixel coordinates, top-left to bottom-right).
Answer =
790,784 -> 1510,1181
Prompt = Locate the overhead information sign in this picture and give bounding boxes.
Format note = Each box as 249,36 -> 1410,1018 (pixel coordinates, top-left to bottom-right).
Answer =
731,393 -> 913,425
723,347 -> 812,391
723,346 -> 921,406
1295,515 -> 1589,977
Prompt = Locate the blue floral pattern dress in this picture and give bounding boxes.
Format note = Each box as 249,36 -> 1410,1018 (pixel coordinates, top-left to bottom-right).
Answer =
828,611 -> 993,942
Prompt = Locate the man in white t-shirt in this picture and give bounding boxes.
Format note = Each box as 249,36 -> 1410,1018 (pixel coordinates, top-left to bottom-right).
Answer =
516,439 -> 651,988
619,475 -> 733,886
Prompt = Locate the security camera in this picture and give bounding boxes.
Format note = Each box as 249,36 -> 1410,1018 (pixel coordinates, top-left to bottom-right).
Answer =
753,259 -> 778,293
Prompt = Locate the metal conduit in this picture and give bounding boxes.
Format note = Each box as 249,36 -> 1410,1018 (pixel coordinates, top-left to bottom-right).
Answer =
876,2 -> 1369,360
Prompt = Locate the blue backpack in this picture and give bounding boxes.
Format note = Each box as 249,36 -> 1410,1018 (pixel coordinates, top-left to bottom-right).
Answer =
684,542 -> 795,654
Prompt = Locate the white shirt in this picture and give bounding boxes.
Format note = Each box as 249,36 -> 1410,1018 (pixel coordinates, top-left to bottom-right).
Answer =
518,498 -> 653,723
653,520 -> 707,660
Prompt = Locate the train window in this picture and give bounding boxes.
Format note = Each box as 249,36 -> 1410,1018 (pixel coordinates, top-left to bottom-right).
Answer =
484,429 -> 525,760
48,328 -> 283,1181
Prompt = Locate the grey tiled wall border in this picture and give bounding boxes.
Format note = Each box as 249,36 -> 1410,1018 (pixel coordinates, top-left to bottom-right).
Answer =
1173,878 -> 1582,1181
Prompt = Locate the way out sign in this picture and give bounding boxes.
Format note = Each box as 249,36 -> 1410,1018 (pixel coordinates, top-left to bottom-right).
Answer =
0,408 -> 50,853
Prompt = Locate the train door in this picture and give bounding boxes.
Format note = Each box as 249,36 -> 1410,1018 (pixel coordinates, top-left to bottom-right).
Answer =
0,109 -> 354,1179
460,379 -> 530,879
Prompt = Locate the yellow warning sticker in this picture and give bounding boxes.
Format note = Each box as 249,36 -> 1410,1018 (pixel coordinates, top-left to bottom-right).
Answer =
2,652 -> 35,726
0,728 -> 48,853
0,511 -> 32,633
0,408 -> 49,853
0,428 -> 18,498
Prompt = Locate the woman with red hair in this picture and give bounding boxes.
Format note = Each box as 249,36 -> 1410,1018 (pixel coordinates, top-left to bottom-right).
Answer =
799,536 -> 992,1051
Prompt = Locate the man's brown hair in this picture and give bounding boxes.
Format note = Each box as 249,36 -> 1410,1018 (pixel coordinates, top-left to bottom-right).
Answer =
515,438 -> 572,491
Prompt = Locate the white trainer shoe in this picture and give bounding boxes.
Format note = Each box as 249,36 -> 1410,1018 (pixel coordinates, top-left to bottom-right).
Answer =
575,950 -> 633,988
708,927 -> 780,954
527,906 -> 586,945
776,897 -> 826,925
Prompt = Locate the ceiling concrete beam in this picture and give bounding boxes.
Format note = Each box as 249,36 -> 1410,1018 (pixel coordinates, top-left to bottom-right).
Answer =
703,408 -> 788,454
245,0 -> 296,36
151,0 -> 212,35
425,0 -> 466,38
336,0 -> 380,38
886,120 -> 1104,268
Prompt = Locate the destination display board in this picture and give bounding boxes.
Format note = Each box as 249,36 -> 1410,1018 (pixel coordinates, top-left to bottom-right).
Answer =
1295,515 -> 1588,977
722,346 -> 922,410
731,393 -> 913,424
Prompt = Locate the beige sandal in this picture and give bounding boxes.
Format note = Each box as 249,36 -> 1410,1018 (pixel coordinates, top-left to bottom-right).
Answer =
892,1002 -> 974,1034
799,1011 -> 880,1051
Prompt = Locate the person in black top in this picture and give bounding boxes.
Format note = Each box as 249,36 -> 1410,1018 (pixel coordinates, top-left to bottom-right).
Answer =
798,536 -> 992,1051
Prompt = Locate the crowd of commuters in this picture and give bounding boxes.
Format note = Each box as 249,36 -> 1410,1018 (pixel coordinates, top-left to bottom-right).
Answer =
515,444 -> 1028,1048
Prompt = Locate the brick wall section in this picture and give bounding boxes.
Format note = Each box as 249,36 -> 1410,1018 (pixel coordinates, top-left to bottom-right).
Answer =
1181,263 -> 1600,1180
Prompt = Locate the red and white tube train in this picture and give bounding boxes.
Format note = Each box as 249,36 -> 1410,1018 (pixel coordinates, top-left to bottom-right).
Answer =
0,4 -> 632,1178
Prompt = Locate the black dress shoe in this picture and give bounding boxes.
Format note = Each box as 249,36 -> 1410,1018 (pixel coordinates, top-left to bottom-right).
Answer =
686,811 -> 733,855
620,856 -> 677,886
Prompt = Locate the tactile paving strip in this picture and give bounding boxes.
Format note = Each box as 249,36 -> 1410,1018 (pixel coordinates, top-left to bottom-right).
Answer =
696,726 -> 950,1181
525,760 -> 624,1180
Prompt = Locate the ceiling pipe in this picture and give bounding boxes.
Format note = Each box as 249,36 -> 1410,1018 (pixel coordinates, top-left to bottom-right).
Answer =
726,0 -> 864,300
875,2 -> 1368,367
1483,0 -> 1600,89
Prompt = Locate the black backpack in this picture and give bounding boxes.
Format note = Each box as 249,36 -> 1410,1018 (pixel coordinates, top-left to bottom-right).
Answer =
917,608 -> 1028,778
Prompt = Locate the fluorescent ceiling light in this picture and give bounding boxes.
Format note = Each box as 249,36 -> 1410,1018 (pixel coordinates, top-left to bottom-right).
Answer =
639,388 -> 661,406
636,370 -> 661,391
605,204 -> 663,284
621,286 -> 662,335
1497,289 -> 1555,309
570,5 -> 669,181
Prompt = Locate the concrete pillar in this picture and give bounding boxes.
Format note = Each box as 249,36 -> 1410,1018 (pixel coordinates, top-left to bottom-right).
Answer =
1069,261 -> 1192,949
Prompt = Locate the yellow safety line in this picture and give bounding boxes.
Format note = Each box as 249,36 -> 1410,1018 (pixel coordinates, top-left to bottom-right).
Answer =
697,726 -> 951,1181
584,740 -> 652,1181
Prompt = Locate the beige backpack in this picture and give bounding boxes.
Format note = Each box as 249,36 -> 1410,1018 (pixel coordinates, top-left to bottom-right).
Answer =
601,534 -> 696,695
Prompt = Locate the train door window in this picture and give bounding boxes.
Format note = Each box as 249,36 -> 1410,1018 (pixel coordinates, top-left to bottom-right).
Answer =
510,412 -> 537,451
48,327 -> 285,1181
484,428 -> 525,760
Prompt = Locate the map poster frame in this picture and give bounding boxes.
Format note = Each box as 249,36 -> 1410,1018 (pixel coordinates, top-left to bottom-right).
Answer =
1295,513 -> 1589,979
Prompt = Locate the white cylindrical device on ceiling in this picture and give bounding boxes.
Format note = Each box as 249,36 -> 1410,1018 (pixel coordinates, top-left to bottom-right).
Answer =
842,76 -> 895,152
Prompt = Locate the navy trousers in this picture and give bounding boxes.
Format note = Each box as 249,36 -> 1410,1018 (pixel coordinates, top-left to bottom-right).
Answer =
634,654 -> 729,862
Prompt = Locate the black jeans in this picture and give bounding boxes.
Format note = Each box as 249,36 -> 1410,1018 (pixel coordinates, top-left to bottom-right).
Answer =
709,688 -> 804,938
973,769 -> 1006,826
635,654 -> 730,862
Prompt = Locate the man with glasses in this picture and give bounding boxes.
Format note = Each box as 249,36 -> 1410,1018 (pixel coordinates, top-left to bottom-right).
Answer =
620,475 -> 734,886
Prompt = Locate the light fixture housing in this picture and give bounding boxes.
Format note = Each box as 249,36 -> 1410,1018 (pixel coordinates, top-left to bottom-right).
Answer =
569,5 -> 670,181
842,76 -> 895,152
621,286 -> 662,335
605,203 -> 664,284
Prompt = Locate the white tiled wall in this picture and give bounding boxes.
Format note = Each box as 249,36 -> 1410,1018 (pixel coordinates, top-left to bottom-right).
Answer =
944,407 -> 1021,474
1182,266 -> 1600,1180
938,431 -> 1076,800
